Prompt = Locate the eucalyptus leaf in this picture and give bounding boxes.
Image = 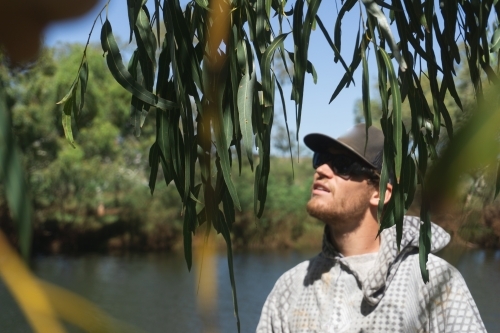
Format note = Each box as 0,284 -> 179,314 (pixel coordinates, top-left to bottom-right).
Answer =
315,15 -> 353,85
0,82 -> 33,261
490,27 -> 500,52
261,33 -> 290,107
333,0 -> 357,62
78,57 -> 88,113
237,72 -> 256,170
135,7 -> 157,69
218,209 -> 241,332
419,202 -> 431,283
148,142 -> 160,194
100,20 -> 177,111
61,83 -> 77,148
379,48 -> 402,183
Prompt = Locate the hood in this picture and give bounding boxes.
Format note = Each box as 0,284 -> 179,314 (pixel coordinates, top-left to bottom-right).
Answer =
321,215 -> 451,306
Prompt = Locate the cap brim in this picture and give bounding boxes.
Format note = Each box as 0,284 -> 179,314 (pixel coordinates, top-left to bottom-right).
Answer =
303,133 -> 376,169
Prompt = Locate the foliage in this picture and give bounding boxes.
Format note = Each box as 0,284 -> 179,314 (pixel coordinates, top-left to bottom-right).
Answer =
3,43 -> 320,255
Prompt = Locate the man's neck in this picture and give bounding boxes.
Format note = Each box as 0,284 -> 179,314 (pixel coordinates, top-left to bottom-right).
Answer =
326,213 -> 380,257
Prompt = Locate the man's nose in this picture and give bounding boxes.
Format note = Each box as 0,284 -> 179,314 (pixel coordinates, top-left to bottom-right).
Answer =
315,162 -> 334,178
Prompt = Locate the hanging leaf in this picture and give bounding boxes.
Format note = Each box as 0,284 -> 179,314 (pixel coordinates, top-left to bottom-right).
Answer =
135,6 -> 157,69
419,199 -> 431,283
361,41 -> 371,127
490,26 -> 500,52
0,84 -> 33,261
315,15 -> 353,85
293,0 -> 322,136
237,71 -> 256,170
329,27 -> 365,103
61,82 -> 78,147
127,0 -> 144,43
287,51 -> 317,84
275,79 -> 294,172
379,48 -> 402,183
148,142 -> 160,194
78,57 -> 88,113
261,33 -> 290,107
218,209 -> 240,332
100,20 -> 177,111
333,0 -> 357,62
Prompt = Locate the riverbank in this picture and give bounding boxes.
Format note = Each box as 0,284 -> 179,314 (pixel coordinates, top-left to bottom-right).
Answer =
2,208 -> 498,256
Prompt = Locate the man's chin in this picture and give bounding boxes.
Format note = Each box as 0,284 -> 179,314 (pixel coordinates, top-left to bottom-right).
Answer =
306,199 -> 328,221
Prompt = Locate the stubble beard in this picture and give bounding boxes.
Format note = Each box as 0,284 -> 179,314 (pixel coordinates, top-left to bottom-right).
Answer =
306,189 -> 371,227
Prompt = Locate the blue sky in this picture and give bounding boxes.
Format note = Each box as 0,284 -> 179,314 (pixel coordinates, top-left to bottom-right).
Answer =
44,0 -> 380,148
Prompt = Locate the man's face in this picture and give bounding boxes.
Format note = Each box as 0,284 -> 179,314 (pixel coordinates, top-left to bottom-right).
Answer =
306,152 -> 377,225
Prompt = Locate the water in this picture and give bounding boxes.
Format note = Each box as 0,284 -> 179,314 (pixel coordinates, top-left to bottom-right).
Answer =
0,248 -> 498,332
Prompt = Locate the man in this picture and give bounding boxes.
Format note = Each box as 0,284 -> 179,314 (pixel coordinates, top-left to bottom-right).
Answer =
256,124 -> 486,333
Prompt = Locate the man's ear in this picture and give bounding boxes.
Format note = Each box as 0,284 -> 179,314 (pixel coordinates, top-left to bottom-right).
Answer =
370,183 -> 393,206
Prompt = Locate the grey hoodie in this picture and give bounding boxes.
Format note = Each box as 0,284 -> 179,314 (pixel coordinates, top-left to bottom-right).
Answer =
256,216 -> 486,333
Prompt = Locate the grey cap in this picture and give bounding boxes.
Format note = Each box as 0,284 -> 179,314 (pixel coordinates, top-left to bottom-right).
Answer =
304,123 -> 384,171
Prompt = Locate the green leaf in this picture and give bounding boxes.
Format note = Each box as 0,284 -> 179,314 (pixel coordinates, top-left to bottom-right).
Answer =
223,96 -> 234,150
100,20 -> 177,111
401,0 -> 424,40
245,1 -> 257,41
213,121 -> 241,212
229,29 -> 241,134
194,0 -> 210,11
148,142 -> 160,194
164,0 -> 204,93
154,0 -> 161,46
315,15 -> 354,85
333,0 -> 357,62
275,79 -> 294,174
419,200 -> 431,283
294,0 -> 322,135
78,57 -> 88,113
222,185 -> 236,229
287,51 -> 317,84
184,199 -> 197,271
490,26 -> 500,52
155,36 -> 171,96
378,198 -> 395,235
135,6 -> 157,69
329,29 -> 364,103
61,83 -> 77,148
379,117 -> 394,221
393,182 -> 404,251
261,33 -> 290,107
218,209 -> 240,332
237,71 -> 256,170
127,0 -> 144,43
379,48 -> 402,183
404,155 -> 417,209
156,104 -> 173,184
256,0 -> 270,53
127,49 -> 140,79
361,43 -> 371,127
0,82 -> 33,261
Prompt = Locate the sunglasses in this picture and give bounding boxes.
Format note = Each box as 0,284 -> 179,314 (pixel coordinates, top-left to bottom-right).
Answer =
312,152 -> 379,180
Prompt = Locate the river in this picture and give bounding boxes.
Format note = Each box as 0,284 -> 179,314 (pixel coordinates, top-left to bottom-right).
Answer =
0,247 -> 498,332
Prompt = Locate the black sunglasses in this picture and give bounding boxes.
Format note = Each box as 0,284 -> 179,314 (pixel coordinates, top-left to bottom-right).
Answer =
312,152 -> 379,180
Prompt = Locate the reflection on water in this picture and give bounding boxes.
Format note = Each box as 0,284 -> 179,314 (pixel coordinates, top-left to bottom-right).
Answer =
0,247 -> 498,332
438,246 -> 500,332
